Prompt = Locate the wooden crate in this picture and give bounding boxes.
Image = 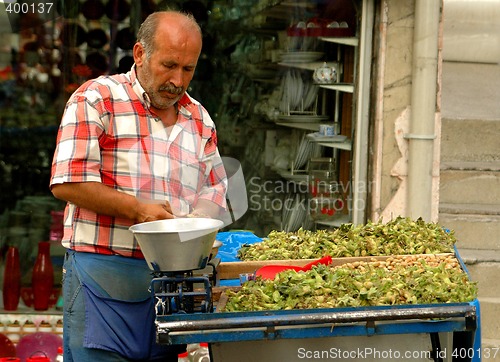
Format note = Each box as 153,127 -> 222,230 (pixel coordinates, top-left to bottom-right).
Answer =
214,252 -> 463,312
217,253 -> 455,280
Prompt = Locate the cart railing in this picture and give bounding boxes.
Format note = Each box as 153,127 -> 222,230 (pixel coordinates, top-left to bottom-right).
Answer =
156,302 -> 477,345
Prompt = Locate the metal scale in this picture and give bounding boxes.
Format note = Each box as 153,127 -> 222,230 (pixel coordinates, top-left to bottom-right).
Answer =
149,259 -> 219,317
128,217 -> 225,343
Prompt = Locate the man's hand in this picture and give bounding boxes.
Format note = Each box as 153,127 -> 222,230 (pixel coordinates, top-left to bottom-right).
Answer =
135,201 -> 175,223
51,182 -> 175,223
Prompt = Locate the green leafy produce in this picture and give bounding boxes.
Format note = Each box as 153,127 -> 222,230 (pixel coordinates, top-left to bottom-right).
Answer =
221,254 -> 477,312
237,217 -> 456,261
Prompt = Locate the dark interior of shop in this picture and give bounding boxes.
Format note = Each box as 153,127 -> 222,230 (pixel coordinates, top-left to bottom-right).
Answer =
0,0 -> 361,258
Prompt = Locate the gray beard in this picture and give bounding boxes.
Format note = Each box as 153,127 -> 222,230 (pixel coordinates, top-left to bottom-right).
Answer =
150,95 -> 177,110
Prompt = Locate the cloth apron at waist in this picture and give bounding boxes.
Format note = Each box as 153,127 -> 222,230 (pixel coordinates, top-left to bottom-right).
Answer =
69,250 -> 175,360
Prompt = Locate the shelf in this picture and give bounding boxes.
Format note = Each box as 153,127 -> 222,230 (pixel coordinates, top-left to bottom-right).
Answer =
315,214 -> 351,228
318,83 -> 355,93
0,307 -> 62,316
306,133 -> 352,151
317,139 -> 352,151
274,168 -> 309,185
278,61 -> 324,71
275,122 -> 321,131
318,140 -> 351,151
319,37 -> 359,47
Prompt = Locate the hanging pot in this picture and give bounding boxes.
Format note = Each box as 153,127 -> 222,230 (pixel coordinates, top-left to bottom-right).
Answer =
58,49 -> 82,69
117,55 -> 134,73
86,51 -> 109,77
140,0 -> 157,21
86,28 -> 108,49
105,0 -> 131,21
59,22 -> 87,48
115,27 -> 136,50
58,49 -> 82,80
81,0 -> 105,20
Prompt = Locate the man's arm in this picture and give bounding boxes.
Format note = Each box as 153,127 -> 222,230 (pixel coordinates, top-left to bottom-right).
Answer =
51,182 -> 174,223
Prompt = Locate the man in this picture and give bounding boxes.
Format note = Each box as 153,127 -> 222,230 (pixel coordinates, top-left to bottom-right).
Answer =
50,11 -> 227,361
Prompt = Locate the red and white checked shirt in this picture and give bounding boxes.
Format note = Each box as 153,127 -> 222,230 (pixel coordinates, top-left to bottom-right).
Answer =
50,67 -> 227,257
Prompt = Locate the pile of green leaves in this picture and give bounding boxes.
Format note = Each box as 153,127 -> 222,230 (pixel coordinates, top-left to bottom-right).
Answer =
237,217 -> 456,261
221,255 -> 477,312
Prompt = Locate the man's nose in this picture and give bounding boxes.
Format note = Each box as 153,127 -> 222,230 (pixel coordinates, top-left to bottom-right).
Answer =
169,68 -> 184,87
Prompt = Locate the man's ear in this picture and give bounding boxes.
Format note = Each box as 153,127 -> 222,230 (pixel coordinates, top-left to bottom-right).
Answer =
133,42 -> 145,66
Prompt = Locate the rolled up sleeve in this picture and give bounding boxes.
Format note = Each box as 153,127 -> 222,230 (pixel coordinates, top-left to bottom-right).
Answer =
50,93 -> 104,187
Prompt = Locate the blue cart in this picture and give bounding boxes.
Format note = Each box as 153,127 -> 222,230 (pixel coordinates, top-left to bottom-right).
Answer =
156,300 -> 480,362
155,248 -> 481,362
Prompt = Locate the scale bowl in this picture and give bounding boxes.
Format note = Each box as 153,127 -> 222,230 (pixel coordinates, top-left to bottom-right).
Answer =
211,239 -> 223,259
129,218 -> 224,272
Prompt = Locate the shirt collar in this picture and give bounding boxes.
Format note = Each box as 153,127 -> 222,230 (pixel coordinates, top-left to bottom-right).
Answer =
129,65 -> 150,108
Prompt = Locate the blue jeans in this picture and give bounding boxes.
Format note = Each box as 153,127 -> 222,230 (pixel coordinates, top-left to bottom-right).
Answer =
62,250 -> 185,361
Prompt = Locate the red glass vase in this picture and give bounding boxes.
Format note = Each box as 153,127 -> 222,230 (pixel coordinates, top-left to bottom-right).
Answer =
3,246 -> 21,311
31,241 -> 54,311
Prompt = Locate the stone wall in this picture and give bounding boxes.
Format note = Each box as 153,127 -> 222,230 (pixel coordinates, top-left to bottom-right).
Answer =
368,0 -> 443,222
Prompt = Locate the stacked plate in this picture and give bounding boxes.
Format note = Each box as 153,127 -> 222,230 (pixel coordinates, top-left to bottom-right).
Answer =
279,69 -> 320,114
293,133 -> 323,170
302,81 -> 319,111
293,133 -> 311,170
282,193 -> 308,232
278,69 -> 301,113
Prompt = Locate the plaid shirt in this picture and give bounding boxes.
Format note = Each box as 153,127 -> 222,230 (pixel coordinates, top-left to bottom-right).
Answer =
50,67 -> 227,257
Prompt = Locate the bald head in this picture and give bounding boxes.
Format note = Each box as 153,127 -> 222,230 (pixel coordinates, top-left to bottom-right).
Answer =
137,11 -> 202,58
